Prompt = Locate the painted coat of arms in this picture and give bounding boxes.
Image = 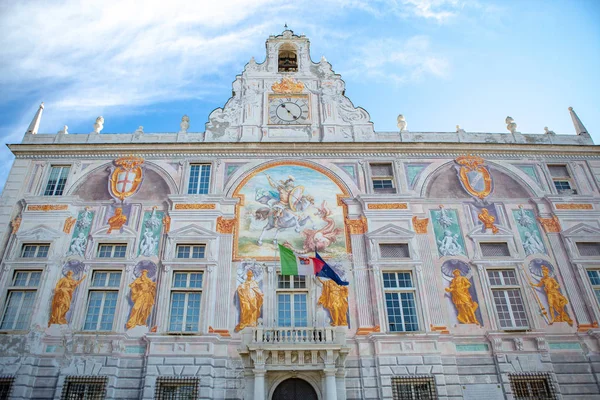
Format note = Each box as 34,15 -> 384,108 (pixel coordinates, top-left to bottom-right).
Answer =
455,155 -> 493,200
235,163 -> 347,260
109,155 -> 144,201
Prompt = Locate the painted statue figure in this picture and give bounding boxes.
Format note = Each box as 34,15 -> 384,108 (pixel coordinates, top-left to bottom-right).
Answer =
523,231 -> 545,255
139,228 -> 157,257
48,271 -> 86,326
67,232 -> 87,257
478,208 -> 499,234
301,201 -> 343,253
107,207 -> 127,233
317,277 -> 349,326
438,230 -> 463,256
126,270 -> 156,329
436,206 -> 454,229
445,269 -> 479,325
515,205 -> 534,228
235,271 -> 264,332
145,207 -> 161,230
531,266 -> 573,325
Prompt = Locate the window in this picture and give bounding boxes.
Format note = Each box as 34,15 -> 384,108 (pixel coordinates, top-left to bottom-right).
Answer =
155,377 -> 199,400
278,45 -> 298,72
60,376 -> 107,400
83,271 -> 121,331
277,275 -> 308,327
383,272 -> 418,332
44,165 -> 70,196
380,243 -> 410,259
97,244 -> 127,258
169,272 -> 203,332
548,164 -> 577,194
392,376 -> 437,400
481,242 -> 511,257
487,269 -> 528,329
0,270 -> 41,330
371,163 -> 396,194
0,376 -> 14,399
176,245 -> 206,259
509,373 -> 557,400
21,244 -> 50,258
577,242 -> 600,257
187,164 -> 211,195
586,270 -> 600,305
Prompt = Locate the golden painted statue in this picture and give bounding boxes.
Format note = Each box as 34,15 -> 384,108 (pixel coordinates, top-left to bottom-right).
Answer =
445,269 -> 479,325
477,208 -> 498,234
107,207 -> 127,233
235,271 -> 264,332
317,277 -> 349,326
48,271 -> 86,326
126,270 -> 156,329
531,266 -> 573,325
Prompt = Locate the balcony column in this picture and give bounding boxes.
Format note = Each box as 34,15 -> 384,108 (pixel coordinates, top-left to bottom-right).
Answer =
253,369 -> 265,400
324,367 -> 337,400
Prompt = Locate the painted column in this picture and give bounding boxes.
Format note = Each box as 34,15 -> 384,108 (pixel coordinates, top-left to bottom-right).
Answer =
348,217 -> 376,330
324,368 -> 338,400
539,216 -> 592,326
413,216 -> 446,328
214,217 -> 235,331
253,369 -> 265,400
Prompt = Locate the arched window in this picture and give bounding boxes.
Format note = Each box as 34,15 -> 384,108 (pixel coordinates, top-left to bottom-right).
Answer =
278,44 -> 297,72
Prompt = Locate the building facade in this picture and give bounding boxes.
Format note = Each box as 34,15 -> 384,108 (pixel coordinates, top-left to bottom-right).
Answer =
0,29 -> 599,399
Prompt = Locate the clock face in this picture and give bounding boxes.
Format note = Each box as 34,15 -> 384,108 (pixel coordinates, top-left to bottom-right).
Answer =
268,95 -> 310,124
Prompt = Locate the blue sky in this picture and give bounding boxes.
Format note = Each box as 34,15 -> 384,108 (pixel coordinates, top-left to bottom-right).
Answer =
0,0 -> 599,190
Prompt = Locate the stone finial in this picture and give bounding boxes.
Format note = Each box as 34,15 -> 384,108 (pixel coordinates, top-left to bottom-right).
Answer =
544,126 -> 555,135
568,107 -> 589,136
505,116 -> 517,134
456,125 -> 465,133
135,126 -> 144,135
93,116 -> 104,134
397,114 -> 407,132
180,115 -> 190,133
58,125 -> 68,135
26,102 -> 44,135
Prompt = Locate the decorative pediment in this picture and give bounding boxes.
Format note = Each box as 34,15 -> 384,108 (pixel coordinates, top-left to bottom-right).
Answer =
92,225 -> 138,238
17,225 -> 62,241
467,224 -> 514,239
561,223 -> 600,238
366,223 -> 415,240
167,223 -> 217,240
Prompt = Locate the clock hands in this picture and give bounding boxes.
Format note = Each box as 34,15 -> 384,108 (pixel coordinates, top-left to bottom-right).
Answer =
280,103 -> 300,120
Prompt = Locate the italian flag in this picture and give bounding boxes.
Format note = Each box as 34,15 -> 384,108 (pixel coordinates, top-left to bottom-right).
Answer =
279,245 -> 324,276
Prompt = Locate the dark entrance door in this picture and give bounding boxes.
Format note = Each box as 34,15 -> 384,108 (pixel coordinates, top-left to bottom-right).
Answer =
272,378 -> 318,400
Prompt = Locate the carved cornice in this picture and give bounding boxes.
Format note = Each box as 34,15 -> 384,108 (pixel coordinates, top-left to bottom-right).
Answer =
538,215 -> 562,233
174,204 -> 216,210
367,203 -> 408,210
412,216 -> 429,234
555,203 -> 593,210
27,204 -> 68,212
216,216 -> 236,234
346,216 -> 368,235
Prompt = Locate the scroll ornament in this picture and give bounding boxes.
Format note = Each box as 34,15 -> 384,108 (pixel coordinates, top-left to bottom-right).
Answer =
216,216 -> 236,234
455,155 -> 492,199
109,155 -> 144,201
412,216 -> 429,234
346,216 -> 368,235
63,216 -> 77,234
271,77 -> 304,94
537,215 -> 561,233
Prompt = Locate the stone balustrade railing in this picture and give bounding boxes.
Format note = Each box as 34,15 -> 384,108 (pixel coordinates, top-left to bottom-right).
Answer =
252,327 -> 339,344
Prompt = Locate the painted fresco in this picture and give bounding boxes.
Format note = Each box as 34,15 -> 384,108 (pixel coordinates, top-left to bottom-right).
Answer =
441,260 -> 482,326
60,260 -> 86,323
513,207 -> 546,256
66,208 -> 95,257
469,203 -> 500,233
236,164 -> 346,260
138,208 -> 164,257
431,207 -> 466,257
522,260 -> 572,325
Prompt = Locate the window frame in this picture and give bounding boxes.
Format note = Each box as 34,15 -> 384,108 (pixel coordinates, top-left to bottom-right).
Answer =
175,244 -> 207,260
370,162 -> 397,194
82,270 -> 123,332
186,163 -> 212,195
276,275 -> 310,328
20,243 -> 50,259
43,165 -> 71,196
97,243 -> 128,259
486,268 -> 530,330
382,271 -> 420,333
0,270 -> 43,331
168,271 -> 204,333
576,242 -> 600,258
547,164 -> 577,195
586,269 -> 600,306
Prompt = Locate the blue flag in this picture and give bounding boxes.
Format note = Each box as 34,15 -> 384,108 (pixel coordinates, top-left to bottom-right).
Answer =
315,252 -> 349,286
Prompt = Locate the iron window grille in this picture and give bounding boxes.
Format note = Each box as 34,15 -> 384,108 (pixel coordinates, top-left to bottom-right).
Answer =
481,242 -> 511,257
577,242 -> 600,257
509,372 -> 557,400
0,376 -> 14,399
60,376 -> 107,400
21,244 -> 50,258
370,163 -> 396,194
380,243 -> 410,259
155,377 -> 199,400
44,165 -> 70,196
392,375 -> 438,400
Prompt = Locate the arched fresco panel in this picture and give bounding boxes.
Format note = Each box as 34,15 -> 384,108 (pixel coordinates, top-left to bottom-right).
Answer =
234,162 -> 348,260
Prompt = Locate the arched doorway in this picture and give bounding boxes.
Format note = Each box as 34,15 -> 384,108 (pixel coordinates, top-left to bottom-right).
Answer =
272,378 -> 318,400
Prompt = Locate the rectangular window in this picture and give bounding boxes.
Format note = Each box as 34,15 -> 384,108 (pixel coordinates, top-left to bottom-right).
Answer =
187,164 -> 211,195
487,269 -> 528,329
175,245 -> 206,259
169,272 -> 203,332
577,242 -> 600,257
586,270 -> 600,305
0,376 -> 14,399
155,377 -> 199,400
509,373 -> 557,400
44,165 -> 70,196
383,272 -> 419,332
392,376 -> 438,400
97,244 -> 127,258
21,244 -> 50,258
83,271 -> 121,331
548,164 -> 577,194
60,376 -> 107,400
277,275 -> 308,327
481,242 -> 510,257
380,243 -> 410,259
371,163 -> 396,194
0,270 -> 42,330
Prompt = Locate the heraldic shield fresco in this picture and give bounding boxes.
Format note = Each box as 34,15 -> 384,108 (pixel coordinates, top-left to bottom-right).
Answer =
234,162 -> 348,260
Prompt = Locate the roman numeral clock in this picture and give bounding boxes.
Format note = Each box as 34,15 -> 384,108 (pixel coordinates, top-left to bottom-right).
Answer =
268,94 -> 310,125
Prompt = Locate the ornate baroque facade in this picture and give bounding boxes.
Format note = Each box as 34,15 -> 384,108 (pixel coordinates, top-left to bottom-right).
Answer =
0,29 -> 599,399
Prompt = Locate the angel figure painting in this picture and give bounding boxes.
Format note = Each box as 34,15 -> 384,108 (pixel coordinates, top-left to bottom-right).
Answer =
236,163 -> 347,259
